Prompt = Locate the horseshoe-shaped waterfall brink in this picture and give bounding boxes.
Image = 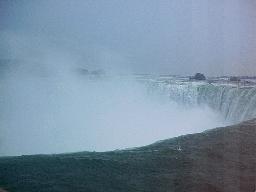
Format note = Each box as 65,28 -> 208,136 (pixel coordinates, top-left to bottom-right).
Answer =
145,76 -> 256,124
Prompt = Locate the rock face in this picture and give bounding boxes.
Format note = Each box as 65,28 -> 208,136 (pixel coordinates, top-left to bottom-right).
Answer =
0,119 -> 255,192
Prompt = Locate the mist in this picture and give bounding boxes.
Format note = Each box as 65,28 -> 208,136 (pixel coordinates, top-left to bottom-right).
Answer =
0,34 -> 227,155
0,64 -> 227,156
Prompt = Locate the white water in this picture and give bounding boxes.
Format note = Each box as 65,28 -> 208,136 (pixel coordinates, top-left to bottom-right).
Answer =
148,79 -> 256,123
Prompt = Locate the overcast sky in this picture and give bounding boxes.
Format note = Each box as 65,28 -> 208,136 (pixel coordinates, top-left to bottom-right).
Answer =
0,0 -> 256,76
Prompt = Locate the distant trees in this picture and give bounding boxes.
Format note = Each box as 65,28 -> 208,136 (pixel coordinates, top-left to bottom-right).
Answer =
77,68 -> 106,77
77,68 -> 89,75
190,73 -> 206,81
91,69 -> 105,76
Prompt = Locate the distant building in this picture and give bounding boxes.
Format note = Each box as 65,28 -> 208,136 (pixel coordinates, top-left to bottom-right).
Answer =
229,76 -> 240,82
190,73 -> 206,81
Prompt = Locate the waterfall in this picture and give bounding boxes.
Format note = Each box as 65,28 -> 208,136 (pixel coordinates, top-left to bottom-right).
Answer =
147,80 -> 256,123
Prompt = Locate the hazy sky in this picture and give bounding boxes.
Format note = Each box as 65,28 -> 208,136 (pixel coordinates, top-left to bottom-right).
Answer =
0,0 -> 256,76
